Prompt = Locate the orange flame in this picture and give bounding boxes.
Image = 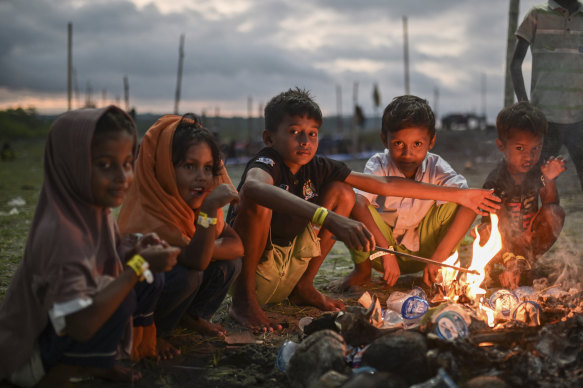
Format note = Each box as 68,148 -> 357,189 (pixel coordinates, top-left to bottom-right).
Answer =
435,214 -> 502,327
465,213 -> 502,301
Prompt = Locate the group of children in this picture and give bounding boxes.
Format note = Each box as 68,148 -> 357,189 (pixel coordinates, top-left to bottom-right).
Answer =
0,86 -> 567,385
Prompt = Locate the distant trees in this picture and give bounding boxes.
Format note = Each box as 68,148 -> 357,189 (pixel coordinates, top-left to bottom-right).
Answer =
0,107 -> 51,140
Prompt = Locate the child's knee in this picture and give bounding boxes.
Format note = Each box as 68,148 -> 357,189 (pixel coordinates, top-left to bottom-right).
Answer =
321,181 -> 355,213
537,203 -> 565,235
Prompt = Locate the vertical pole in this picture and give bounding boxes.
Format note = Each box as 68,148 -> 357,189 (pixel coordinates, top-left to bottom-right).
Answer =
174,34 -> 185,115
481,73 -> 487,128
247,95 -> 253,142
504,0 -> 520,107
123,75 -> 129,112
67,22 -> 72,111
336,84 -> 343,134
433,87 -> 439,123
402,16 -> 410,95
352,82 -> 359,155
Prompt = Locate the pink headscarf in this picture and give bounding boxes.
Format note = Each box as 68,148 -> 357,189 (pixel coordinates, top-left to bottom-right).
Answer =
0,106 -> 136,378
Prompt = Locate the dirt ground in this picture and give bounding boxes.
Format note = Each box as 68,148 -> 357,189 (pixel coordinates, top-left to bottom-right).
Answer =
2,130 -> 583,387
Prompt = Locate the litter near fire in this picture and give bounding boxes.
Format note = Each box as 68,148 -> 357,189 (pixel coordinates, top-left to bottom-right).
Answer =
277,210 -> 583,387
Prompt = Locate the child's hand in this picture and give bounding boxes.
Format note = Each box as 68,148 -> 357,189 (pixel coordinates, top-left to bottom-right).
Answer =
135,232 -> 169,252
203,183 -> 239,210
382,254 -> 400,287
461,189 -> 501,216
423,263 -> 440,287
541,156 -> 567,181
499,268 -> 520,289
139,245 -> 180,273
327,213 -> 375,252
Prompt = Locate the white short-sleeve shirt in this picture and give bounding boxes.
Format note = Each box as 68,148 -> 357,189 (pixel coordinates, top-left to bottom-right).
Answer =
356,149 -> 468,251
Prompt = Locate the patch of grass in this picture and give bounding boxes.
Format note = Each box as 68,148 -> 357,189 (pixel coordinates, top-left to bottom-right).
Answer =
0,140 -> 45,300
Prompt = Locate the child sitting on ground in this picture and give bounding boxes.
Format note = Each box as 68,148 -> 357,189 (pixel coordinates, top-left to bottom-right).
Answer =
339,95 -> 477,289
118,114 -> 242,348
227,88 -> 500,332
477,102 -> 566,289
0,106 -> 179,387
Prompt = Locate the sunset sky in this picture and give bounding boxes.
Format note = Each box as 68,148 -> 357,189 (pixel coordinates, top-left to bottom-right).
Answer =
1,0 -> 543,123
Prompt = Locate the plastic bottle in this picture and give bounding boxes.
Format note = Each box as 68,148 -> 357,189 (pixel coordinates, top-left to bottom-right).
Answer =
488,289 -> 519,318
434,310 -> 469,340
276,340 -> 298,372
386,291 -> 429,319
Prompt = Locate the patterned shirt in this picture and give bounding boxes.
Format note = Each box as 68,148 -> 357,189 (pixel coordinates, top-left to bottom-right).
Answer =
482,161 -> 544,238
228,147 -> 351,245
516,0 -> 583,124
356,149 -> 468,251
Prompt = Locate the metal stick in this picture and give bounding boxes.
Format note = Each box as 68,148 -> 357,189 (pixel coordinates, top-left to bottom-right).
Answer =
373,246 -> 479,275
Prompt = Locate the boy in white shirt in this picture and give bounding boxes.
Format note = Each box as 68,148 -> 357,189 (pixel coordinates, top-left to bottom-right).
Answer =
340,95 -> 479,288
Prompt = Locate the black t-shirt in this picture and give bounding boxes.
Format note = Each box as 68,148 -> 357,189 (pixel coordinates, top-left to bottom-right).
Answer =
227,147 -> 351,244
482,160 -> 543,237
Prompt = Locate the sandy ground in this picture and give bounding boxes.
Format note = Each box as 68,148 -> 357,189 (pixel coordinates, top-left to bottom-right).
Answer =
2,130 -> 582,387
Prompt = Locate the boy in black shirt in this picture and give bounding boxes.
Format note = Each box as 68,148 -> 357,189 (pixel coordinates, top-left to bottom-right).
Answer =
228,88 -> 500,331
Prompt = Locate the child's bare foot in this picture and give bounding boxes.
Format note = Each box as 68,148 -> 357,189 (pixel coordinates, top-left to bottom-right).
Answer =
92,365 -> 142,382
181,313 -> 227,337
229,294 -> 282,332
289,282 -> 345,311
157,337 -> 181,360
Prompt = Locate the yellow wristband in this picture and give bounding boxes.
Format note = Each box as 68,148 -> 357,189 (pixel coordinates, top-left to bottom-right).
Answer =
197,211 -> 218,229
126,254 -> 153,283
502,252 -> 516,264
311,207 -> 329,227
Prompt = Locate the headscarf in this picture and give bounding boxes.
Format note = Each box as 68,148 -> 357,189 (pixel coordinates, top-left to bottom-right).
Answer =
117,115 -> 233,247
0,106 -> 136,378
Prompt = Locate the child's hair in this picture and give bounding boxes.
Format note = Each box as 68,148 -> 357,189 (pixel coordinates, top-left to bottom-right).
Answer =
264,87 -> 322,133
382,95 -> 435,137
496,101 -> 547,142
172,113 -> 222,176
94,107 -> 137,138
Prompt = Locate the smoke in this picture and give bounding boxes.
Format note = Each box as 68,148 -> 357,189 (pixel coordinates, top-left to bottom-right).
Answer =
536,236 -> 583,291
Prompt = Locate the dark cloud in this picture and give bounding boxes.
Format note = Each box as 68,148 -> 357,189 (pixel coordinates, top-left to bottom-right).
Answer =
0,0 -> 543,119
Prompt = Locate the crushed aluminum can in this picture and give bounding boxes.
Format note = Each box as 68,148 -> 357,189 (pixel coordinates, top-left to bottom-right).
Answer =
488,289 -> 519,318
434,310 -> 469,341
512,300 -> 541,327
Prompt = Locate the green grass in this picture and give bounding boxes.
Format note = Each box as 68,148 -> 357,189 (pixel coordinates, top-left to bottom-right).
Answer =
0,140 -> 45,299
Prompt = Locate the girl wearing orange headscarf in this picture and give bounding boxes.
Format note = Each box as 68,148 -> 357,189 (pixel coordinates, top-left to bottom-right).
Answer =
118,114 -> 242,352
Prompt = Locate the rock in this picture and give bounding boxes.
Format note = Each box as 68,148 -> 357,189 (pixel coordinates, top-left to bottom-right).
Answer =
287,329 -> 348,388
360,330 -> 429,385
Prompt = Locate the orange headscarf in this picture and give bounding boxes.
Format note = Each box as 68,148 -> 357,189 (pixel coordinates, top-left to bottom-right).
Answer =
118,115 -> 233,247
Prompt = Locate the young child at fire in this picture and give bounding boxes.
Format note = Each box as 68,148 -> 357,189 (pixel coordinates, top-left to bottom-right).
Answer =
118,114 -> 242,349
0,106 -> 179,387
227,88 -> 500,332
477,102 -> 566,289
338,95 -> 479,290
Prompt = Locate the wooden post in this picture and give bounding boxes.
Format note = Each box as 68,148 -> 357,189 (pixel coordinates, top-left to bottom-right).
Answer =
504,0 -> 520,107
336,84 -> 343,135
402,16 -> 410,95
174,34 -> 185,115
67,22 -> 72,111
123,75 -> 129,112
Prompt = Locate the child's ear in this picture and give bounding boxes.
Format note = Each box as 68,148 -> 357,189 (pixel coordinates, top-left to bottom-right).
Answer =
263,130 -> 272,146
380,132 -> 388,148
496,138 -> 504,151
428,134 -> 436,150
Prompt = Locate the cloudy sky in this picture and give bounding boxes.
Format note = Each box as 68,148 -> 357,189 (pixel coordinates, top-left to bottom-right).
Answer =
0,0 -> 543,122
